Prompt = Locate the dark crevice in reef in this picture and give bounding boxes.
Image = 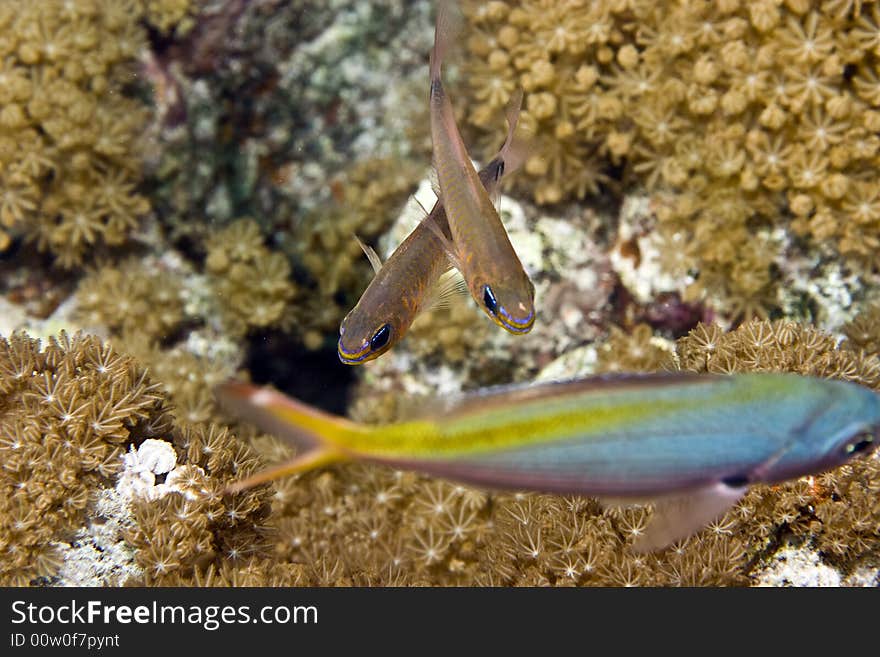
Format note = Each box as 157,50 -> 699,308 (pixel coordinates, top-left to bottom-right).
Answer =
244,328 -> 355,417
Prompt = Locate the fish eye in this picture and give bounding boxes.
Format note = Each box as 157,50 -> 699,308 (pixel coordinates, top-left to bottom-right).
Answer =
483,285 -> 498,315
721,474 -> 750,488
844,432 -> 874,455
370,324 -> 392,351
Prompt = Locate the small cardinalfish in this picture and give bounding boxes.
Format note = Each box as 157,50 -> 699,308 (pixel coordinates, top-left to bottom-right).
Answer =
428,0 -> 535,334
216,372 -> 880,552
338,92 -> 529,365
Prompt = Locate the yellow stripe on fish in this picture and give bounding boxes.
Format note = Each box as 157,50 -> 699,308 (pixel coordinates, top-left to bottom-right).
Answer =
217,372 -> 880,552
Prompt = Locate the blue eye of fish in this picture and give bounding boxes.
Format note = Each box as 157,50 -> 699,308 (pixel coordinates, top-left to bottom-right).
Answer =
370,324 -> 392,351
844,433 -> 874,455
483,285 -> 498,315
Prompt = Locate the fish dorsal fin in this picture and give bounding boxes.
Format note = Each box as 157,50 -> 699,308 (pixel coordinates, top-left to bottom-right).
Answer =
354,234 -> 383,275
411,373 -> 714,420
504,88 -> 524,133
626,481 -> 747,553
429,166 -> 441,199
421,211 -> 464,272
492,87 -> 533,180
422,268 -> 469,312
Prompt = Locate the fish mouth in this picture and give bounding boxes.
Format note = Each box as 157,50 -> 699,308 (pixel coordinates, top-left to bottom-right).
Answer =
337,341 -> 373,365
496,307 -> 535,334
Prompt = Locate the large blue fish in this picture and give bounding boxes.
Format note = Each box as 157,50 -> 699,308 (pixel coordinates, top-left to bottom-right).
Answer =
218,372 -> 880,551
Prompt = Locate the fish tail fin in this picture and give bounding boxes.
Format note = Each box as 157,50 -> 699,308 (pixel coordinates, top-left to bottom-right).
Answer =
216,382 -> 360,492
497,88 -> 532,175
430,0 -> 462,86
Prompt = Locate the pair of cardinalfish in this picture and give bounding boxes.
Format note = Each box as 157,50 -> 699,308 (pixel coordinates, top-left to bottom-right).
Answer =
216,2 -> 880,552
337,0 -> 534,366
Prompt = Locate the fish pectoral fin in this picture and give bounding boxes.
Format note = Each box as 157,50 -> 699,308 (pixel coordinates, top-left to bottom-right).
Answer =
423,268 -> 469,312
629,482 -> 748,554
354,234 -> 383,275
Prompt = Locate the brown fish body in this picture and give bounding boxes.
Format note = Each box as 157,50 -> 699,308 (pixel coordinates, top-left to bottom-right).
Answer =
337,200 -> 454,364
338,160 -> 509,364
428,1 -> 535,334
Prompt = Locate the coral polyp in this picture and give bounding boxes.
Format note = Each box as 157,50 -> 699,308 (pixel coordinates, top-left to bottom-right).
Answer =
1,0 -> 879,588
460,1 -> 880,317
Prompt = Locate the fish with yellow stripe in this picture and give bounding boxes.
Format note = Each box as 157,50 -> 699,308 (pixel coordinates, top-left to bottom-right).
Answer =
217,372 -> 880,552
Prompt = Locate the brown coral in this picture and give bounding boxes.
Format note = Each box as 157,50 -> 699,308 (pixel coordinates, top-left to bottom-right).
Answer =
460,1 -> 880,317
75,258 -> 185,341
0,329 -> 276,586
0,331 -> 170,585
0,1 -> 155,267
204,218 -> 296,337
140,0 -> 199,36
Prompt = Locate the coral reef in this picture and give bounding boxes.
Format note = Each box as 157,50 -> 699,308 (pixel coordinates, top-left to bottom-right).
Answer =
0,0 -> 154,267
459,1 -> 880,317
141,0 -> 200,36
74,218 -> 295,343
3,0 -> 879,589
75,257 -> 185,341
142,0 -> 440,346
204,218 -> 296,337
0,330 -> 277,586
594,323 -> 675,373
150,0 -> 433,232
71,218 -> 296,431
842,302 -> 880,354
0,331 -> 170,584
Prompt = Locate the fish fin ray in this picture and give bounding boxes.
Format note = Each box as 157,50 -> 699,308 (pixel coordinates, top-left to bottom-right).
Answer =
498,132 -> 535,181
354,234 -> 383,275
429,166 -> 441,198
497,88 -> 528,172
422,210 -> 464,272
422,268 -> 468,312
630,482 -> 747,553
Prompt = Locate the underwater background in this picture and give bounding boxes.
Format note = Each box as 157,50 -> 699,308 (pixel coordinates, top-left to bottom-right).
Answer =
1,0 -> 879,586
